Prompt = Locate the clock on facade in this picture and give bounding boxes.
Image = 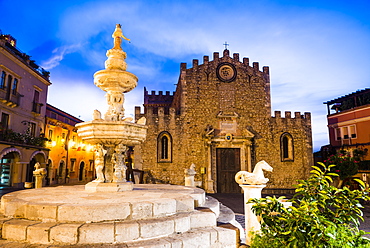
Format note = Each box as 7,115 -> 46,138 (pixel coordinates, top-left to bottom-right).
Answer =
216,62 -> 237,82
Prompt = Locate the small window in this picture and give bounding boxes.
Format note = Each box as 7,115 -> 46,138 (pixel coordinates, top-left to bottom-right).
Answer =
157,132 -> 172,162
350,125 -> 357,139
70,159 -> 76,172
281,133 -> 294,162
335,128 -> 341,141
342,127 -> 349,139
29,122 -> 36,137
48,129 -> 53,139
0,72 -> 6,89
1,113 -> 9,131
32,90 -> 41,113
11,78 -> 18,95
6,75 -> 12,90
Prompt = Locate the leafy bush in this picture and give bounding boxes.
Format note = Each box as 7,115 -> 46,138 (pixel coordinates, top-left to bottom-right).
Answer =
249,162 -> 370,248
324,151 -> 359,180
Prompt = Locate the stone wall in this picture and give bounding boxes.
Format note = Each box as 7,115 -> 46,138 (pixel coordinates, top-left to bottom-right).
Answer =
135,49 -> 313,193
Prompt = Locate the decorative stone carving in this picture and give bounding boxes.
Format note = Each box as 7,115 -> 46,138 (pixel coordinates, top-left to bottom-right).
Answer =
184,163 -> 196,187
137,116 -> 147,125
112,143 -> 127,183
33,162 -> 47,188
93,144 -> 107,182
235,160 -> 273,185
93,109 -> 102,120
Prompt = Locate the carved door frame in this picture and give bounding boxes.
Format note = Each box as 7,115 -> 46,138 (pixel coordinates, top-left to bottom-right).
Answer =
205,136 -> 252,193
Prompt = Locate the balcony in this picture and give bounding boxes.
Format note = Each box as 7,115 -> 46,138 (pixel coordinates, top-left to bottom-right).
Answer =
0,129 -> 49,148
0,89 -> 23,108
32,102 -> 43,115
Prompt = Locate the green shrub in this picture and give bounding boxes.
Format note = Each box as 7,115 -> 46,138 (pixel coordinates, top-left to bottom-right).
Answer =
249,162 -> 370,248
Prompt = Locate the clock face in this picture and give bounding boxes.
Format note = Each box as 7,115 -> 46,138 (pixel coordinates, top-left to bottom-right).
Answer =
216,63 -> 237,82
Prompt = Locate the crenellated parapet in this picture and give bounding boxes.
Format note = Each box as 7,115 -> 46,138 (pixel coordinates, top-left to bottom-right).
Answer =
179,50 -> 270,79
272,111 -> 311,127
144,87 -> 175,105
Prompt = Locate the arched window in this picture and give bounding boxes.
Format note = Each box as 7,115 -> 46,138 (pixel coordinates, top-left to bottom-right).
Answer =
281,133 -> 294,161
158,132 -> 172,162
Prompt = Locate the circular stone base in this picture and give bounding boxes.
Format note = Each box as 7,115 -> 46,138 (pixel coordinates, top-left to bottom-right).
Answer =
1,184 -> 205,223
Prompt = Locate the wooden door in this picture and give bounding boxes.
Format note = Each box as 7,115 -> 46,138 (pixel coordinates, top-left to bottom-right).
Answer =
216,148 -> 240,193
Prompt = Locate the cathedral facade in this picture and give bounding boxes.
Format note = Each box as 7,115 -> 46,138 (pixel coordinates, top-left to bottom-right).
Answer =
135,49 -> 313,193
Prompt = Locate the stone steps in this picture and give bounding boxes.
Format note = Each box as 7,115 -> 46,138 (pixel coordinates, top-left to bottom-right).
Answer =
0,185 -> 238,247
0,209 -> 219,245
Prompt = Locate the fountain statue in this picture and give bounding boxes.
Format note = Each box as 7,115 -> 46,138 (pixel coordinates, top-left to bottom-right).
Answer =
76,24 -> 147,191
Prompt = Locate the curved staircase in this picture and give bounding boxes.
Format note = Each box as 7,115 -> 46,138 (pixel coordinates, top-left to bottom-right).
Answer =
0,185 -> 238,247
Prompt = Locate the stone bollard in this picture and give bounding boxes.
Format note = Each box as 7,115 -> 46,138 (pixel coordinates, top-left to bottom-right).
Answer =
33,162 -> 47,189
239,184 -> 266,245
235,160 -> 273,246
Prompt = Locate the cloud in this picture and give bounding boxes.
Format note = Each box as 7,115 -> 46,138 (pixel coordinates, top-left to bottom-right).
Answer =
41,0 -> 370,152
41,44 -> 81,70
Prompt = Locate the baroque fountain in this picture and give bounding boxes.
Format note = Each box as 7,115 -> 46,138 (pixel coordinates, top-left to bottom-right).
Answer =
0,25 -> 238,247
76,24 -> 147,192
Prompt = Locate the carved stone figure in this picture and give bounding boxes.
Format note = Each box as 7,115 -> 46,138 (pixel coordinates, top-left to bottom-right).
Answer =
93,109 -> 102,120
112,143 -> 127,182
33,162 -> 47,188
137,116 -> 147,125
184,163 -> 196,187
105,92 -> 125,121
94,144 -> 107,182
235,160 -> 273,185
112,24 -> 130,50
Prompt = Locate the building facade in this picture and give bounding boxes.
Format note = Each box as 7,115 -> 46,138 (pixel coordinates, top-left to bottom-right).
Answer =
324,88 -> 370,173
135,49 -> 313,193
45,104 -> 95,185
0,34 -> 50,188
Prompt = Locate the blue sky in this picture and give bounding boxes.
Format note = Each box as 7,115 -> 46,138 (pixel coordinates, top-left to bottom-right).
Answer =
1,0 -> 369,151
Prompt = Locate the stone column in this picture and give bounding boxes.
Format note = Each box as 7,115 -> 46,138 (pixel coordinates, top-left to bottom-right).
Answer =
33,162 -> 47,189
239,184 -> 266,245
34,174 -> 43,188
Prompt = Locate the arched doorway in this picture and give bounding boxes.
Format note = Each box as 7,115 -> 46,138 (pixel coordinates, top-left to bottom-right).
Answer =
0,152 -> 18,186
79,161 -> 85,181
26,158 -> 36,183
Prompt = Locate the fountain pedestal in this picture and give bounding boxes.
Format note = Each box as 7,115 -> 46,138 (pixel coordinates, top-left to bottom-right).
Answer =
85,181 -> 133,192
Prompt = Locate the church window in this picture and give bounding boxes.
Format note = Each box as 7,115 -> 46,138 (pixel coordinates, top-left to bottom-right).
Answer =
281,133 -> 294,161
158,132 -> 172,162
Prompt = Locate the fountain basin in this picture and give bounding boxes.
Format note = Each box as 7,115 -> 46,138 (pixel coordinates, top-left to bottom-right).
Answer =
94,69 -> 138,93
76,120 -> 147,146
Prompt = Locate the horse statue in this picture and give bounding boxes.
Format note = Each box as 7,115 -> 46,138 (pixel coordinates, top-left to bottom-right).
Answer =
235,160 -> 273,185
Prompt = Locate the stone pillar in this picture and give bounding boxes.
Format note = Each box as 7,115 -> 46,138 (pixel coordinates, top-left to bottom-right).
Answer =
239,184 -> 266,245
34,174 -> 43,188
33,162 -> 47,189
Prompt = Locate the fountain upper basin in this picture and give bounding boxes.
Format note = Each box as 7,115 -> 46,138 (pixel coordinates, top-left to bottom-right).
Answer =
76,120 -> 147,146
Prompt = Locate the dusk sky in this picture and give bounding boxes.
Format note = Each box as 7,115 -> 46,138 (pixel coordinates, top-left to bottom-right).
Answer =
1,0 -> 369,151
